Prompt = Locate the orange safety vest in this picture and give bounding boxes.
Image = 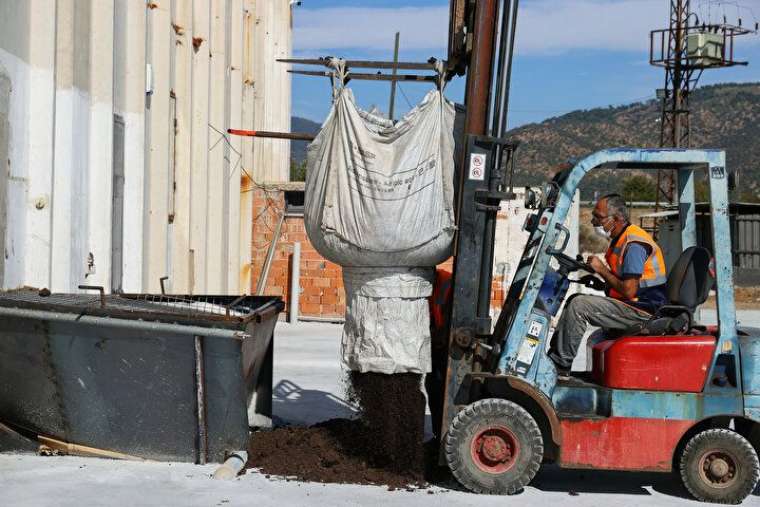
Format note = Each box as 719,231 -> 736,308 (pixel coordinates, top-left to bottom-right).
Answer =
604,224 -> 667,301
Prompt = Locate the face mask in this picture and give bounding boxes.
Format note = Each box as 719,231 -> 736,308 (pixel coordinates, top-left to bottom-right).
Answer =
594,224 -> 611,240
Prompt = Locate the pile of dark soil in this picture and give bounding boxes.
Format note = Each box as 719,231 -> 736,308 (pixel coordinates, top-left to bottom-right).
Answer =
247,372 -> 442,489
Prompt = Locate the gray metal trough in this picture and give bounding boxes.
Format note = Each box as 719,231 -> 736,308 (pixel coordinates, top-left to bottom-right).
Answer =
0,289 -> 284,463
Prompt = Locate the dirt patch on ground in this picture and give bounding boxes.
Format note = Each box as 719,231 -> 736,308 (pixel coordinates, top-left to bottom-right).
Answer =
246,372 -> 441,489
702,286 -> 760,310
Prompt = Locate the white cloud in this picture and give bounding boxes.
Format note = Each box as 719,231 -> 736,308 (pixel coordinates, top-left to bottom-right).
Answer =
292,1 -> 710,55
294,6 -> 449,52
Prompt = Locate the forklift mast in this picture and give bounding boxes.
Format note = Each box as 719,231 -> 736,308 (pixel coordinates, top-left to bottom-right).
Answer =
437,0 -> 520,443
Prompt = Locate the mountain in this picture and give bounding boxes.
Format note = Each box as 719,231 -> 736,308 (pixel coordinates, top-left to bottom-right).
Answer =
289,83 -> 760,200
507,82 -> 760,199
291,116 -> 321,167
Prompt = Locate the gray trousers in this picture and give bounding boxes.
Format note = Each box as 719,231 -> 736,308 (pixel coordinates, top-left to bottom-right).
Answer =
548,294 -> 651,370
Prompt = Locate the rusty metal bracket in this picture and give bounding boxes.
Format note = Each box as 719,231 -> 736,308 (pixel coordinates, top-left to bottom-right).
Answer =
194,335 -> 208,465
78,285 -> 105,308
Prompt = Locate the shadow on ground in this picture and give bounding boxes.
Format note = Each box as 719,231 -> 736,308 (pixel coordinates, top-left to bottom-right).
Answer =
531,465 -> 688,498
271,379 -> 357,427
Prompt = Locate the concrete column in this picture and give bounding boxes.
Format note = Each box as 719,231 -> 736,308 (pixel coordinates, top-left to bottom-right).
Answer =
170,0 -> 193,293
145,1 -> 172,292
189,0 -> 211,294
113,0 -> 147,293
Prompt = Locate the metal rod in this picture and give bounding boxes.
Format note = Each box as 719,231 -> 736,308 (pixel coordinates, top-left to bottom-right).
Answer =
194,336 -> 208,465
256,213 -> 285,295
389,32 -> 400,121
78,285 -> 106,308
288,69 -> 437,83
278,57 -> 437,70
289,242 -> 301,324
226,294 -> 248,318
492,0 -> 519,139
227,128 -> 315,141
0,306 -> 251,340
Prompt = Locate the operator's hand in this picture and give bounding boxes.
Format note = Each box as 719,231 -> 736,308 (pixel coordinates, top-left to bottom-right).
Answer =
587,256 -> 606,274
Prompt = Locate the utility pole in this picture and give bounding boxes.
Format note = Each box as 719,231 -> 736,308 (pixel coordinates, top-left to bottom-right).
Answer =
650,0 -> 752,216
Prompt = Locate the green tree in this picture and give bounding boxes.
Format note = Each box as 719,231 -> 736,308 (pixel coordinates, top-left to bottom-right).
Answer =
290,159 -> 307,182
621,175 -> 656,202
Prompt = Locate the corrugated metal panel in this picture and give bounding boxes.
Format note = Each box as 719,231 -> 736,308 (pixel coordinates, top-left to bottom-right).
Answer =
663,206 -> 760,273
0,0 -> 293,295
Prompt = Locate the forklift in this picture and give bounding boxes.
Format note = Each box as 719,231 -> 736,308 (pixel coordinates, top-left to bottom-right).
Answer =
432,1 -> 760,504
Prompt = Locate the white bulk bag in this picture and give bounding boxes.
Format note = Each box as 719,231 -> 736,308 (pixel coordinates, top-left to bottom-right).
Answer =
304,65 -> 456,373
304,87 -> 456,267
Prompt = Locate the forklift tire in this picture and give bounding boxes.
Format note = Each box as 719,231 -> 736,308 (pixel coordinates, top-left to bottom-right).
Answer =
679,428 -> 760,504
444,398 -> 543,495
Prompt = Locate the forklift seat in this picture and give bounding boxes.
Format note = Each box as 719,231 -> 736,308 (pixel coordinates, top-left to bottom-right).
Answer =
627,246 -> 714,336
591,247 -> 717,392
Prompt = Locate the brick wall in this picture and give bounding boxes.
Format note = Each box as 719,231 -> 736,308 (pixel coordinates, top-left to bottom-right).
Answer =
250,184 -> 515,320
251,184 -> 346,319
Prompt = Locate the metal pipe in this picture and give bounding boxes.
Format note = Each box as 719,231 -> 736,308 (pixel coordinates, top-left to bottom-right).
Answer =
289,242 -> 301,323
462,0 -> 499,137
288,69 -> 437,83
491,0 -> 519,139
227,129 -> 315,142
278,57 -> 437,70
256,213 -> 285,295
0,306 -> 250,340
194,335 -> 208,465
212,450 -> 248,480
297,315 -> 345,324
389,32 -> 400,121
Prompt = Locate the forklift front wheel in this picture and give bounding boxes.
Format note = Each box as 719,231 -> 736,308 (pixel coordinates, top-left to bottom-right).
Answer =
679,428 -> 760,504
444,398 -> 543,495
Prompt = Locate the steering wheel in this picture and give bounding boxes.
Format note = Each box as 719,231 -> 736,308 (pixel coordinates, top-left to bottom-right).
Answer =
552,252 -> 594,274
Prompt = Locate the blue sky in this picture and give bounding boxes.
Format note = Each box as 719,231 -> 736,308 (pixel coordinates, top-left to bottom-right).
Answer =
291,0 -> 760,128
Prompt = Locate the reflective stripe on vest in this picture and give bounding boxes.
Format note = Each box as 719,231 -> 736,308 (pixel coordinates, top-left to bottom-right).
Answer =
604,224 -> 667,301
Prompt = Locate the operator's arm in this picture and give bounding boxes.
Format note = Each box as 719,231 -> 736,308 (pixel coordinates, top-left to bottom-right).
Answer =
588,243 -> 650,301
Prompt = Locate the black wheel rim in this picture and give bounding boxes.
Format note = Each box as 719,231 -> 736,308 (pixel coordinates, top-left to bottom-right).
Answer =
697,449 -> 739,489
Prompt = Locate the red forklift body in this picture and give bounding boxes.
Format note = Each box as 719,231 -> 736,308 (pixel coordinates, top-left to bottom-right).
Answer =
592,336 -> 717,393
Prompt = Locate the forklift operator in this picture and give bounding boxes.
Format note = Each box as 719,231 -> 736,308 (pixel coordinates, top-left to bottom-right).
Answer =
548,194 -> 668,376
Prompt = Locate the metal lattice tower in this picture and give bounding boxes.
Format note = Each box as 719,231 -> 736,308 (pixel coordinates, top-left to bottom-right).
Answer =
650,0 -> 752,214
657,1 -> 697,208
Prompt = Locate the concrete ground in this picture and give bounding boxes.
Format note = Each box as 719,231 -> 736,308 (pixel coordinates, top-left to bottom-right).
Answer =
2,313 -> 760,506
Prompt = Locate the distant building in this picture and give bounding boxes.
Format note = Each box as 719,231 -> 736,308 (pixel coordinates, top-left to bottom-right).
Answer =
0,0 -> 293,294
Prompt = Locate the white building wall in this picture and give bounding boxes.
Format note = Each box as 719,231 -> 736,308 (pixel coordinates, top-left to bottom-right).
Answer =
0,0 -> 294,295
493,188 -> 581,315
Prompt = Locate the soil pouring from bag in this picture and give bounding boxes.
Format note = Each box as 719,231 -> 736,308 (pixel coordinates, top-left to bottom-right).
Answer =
247,372 -> 434,488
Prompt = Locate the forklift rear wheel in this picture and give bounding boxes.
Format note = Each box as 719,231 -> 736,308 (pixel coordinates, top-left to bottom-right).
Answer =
679,428 -> 760,504
444,398 -> 543,494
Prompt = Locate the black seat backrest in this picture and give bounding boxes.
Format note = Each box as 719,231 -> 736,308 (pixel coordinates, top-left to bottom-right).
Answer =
666,246 -> 714,311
